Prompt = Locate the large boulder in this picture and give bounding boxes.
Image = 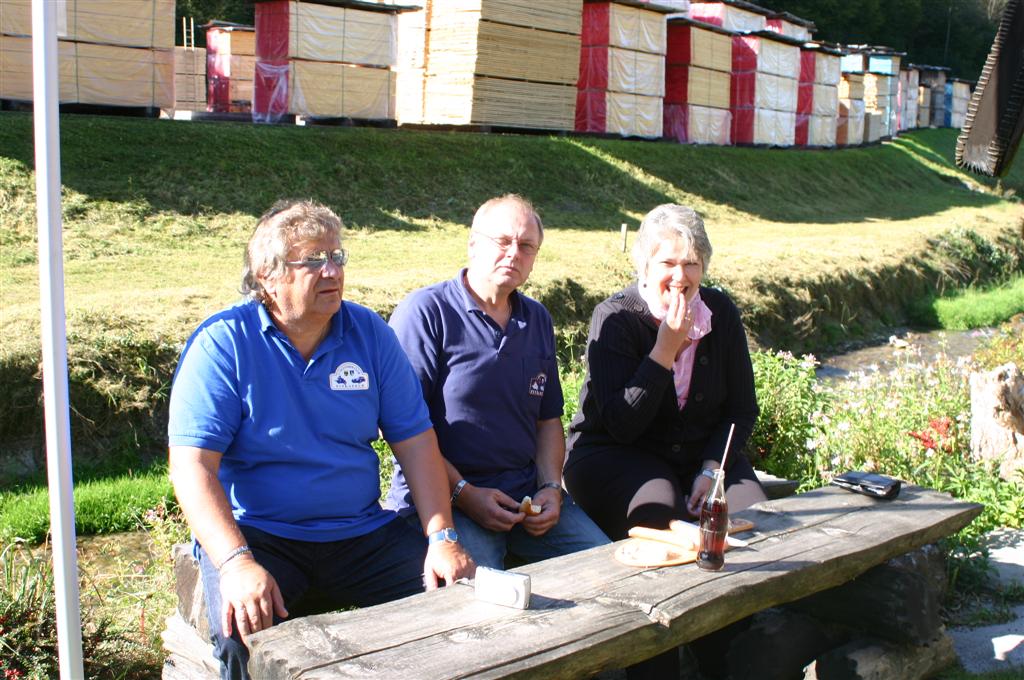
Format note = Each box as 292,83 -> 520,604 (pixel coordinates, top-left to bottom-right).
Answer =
970,362 -> 1024,480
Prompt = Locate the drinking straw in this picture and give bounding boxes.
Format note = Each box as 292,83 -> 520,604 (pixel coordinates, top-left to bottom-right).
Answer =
711,423 -> 736,499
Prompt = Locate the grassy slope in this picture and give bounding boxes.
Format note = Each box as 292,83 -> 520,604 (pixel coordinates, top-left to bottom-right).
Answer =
0,111 -> 1023,492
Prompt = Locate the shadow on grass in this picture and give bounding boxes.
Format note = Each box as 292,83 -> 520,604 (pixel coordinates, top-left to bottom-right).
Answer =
4,112 -> 1016,232
0,112 -> 669,232
580,131 -> 1010,224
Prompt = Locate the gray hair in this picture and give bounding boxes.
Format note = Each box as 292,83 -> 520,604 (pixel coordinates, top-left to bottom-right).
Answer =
471,193 -> 544,242
240,199 -> 343,302
632,204 -> 712,278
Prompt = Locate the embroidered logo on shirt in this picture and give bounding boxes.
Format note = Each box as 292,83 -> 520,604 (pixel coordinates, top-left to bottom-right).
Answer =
330,362 -> 369,391
529,372 -> 547,397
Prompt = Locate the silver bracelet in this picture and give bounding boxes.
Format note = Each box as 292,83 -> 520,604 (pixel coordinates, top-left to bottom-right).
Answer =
218,545 -> 252,571
450,479 -> 468,505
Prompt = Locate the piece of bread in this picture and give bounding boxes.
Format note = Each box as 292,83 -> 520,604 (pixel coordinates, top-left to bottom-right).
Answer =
519,496 -> 542,516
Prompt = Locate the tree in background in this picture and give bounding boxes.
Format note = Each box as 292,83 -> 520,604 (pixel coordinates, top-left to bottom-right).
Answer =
175,0 -> 254,47
743,0 -> 997,80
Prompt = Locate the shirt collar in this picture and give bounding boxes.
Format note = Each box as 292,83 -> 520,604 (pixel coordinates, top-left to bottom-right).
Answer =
453,268 -> 522,318
257,299 -> 347,348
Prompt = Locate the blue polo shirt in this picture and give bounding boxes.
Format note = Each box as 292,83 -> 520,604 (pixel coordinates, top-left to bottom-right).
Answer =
385,270 -> 563,513
168,299 -> 432,542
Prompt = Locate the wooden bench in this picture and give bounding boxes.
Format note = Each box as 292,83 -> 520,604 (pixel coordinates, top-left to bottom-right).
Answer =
162,484 -> 980,678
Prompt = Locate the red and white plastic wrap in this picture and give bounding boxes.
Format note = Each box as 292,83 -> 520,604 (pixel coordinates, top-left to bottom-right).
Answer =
206,27 -> 255,113
795,48 -> 813,145
253,0 -> 397,123
663,20 -> 732,144
663,103 -> 731,144
578,45 -> 665,96
765,17 -> 811,41
582,2 -> 665,55
730,33 -> 799,145
689,2 -> 766,33
576,1 -> 665,138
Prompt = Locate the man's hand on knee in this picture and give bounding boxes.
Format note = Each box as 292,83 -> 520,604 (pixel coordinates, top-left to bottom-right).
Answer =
457,484 -> 525,532
219,555 -> 289,642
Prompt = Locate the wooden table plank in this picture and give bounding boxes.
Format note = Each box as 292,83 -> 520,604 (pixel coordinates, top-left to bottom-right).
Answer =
247,485 -> 981,679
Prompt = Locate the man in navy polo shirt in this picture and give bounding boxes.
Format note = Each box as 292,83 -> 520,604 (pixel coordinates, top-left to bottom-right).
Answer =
168,200 -> 474,680
385,194 -> 608,569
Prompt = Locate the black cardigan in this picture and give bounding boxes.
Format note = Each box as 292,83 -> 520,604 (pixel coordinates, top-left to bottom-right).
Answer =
565,284 -> 758,473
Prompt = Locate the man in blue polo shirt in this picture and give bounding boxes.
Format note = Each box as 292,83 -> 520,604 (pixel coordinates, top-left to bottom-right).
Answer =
384,194 -> 608,569
168,200 -> 473,680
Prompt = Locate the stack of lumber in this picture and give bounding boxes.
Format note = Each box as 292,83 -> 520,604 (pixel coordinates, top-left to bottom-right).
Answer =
395,7 -> 426,124
689,1 -> 766,33
730,31 -> 800,146
844,47 -> 901,141
917,64 -> 948,128
917,84 -> 931,127
863,72 -> 893,141
174,46 -> 206,112
663,17 -> 732,144
401,0 -> 581,130
577,1 -> 668,138
837,72 -> 864,146
254,0 -> 400,122
0,0 -> 173,108
794,45 -> 838,146
944,78 -> 970,128
206,25 -> 254,113
898,67 -> 919,131
765,11 -> 814,41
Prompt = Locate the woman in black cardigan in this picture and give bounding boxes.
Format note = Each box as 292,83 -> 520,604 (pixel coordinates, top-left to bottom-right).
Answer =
564,204 -> 767,543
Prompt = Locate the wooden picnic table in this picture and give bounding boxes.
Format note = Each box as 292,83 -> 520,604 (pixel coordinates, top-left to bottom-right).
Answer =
245,484 -> 981,679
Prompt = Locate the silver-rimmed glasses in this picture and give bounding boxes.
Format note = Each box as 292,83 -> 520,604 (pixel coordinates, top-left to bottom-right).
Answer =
285,249 -> 348,270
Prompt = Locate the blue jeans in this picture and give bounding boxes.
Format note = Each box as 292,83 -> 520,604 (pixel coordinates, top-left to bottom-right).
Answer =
197,517 -> 426,680
447,497 -> 609,569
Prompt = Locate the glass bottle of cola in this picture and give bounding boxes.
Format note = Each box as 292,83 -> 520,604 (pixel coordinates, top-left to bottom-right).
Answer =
697,469 -> 728,571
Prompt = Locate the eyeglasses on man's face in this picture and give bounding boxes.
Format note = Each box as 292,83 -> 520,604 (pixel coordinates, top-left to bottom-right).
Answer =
285,249 -> 348,270
473,231 -> 539,257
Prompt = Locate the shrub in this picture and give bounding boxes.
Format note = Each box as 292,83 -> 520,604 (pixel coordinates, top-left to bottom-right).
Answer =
748,350 -> 824,483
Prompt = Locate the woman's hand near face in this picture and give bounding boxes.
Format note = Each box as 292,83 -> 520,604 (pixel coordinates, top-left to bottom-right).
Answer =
649,288 -> 694,369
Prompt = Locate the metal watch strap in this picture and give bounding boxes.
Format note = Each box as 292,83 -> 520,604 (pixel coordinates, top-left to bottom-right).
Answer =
537,481 -> 563,494
701,468 -> 719,481
450,479 -> 467,505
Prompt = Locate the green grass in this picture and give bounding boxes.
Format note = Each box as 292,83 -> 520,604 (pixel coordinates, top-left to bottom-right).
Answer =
2,111 -> 1024,537
931,277 -> 1024,329
0,469 -> 173,543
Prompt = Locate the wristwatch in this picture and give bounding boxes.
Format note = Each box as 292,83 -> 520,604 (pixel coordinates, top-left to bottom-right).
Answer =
701,468 -> 719,481
427,527 -> 459,545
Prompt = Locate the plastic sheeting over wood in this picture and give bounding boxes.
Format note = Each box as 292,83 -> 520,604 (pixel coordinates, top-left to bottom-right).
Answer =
689,2 -> 766,33
665,20 -> 731,72
577,89 -> 662,137
0,35 -> 171,107
577,1 -> 664,138
0,0 -> 174,49
579,45 -> 665,96
582,2 -> 666,55
256,1 -> 397,67
207,27 -> 254,113
663,102 -> 730,143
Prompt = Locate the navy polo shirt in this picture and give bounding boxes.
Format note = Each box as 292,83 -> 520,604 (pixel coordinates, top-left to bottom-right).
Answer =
168,300 -> 432,542
385,270 -> 563,512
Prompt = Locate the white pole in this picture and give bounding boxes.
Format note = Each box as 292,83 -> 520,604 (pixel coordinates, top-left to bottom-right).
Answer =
31,0 -> 85,677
